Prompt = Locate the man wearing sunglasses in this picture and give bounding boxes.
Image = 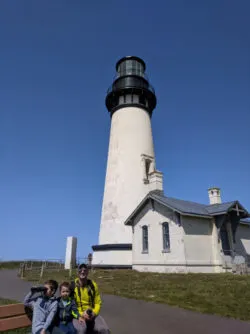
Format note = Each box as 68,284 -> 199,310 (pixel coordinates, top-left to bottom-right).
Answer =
70,263 -> 110,333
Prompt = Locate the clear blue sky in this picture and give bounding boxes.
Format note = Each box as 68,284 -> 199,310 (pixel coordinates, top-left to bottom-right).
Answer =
1,1 -> 249,261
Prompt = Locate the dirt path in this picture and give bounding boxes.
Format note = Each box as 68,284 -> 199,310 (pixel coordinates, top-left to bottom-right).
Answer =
0,269 -> 33,301
1,270 -> 250,334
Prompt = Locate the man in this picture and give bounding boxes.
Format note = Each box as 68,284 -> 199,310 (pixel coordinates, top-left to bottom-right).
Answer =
71,263 -> 110,334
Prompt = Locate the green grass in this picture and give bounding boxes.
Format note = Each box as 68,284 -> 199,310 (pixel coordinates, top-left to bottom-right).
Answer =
0,298 -> 31,333
0,298 -> 20,306
0,262 -> 23,270
24,268 -> 250,321
0,261 -> 60,270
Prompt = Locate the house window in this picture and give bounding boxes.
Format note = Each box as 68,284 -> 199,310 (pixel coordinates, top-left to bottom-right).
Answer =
162,222 -> 170,251
142,225 -> 148,252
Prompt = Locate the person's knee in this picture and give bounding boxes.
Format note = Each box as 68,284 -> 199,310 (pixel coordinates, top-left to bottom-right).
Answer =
72,320 -> 86,334
95,323 -> 110,334
74,327 -> 85,334
74,326 -> 85,334
98,329 -> 110,334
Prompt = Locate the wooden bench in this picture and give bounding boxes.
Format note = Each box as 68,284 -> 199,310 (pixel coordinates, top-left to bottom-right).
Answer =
0,303 -> 31,332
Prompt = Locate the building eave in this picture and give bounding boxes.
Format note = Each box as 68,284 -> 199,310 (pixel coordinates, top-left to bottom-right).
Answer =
124,193 -> 249,226
180,212 -> 212,219
240,221 -> 250,226
124,193 -> 152,226
208,211 -> 228,216
124,192 -> 211,226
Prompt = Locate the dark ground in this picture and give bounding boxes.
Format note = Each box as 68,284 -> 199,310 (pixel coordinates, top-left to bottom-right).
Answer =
1,270 -> 250,334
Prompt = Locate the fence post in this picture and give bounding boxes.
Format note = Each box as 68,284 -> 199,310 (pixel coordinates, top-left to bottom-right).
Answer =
20,263 -> 25,279
18,263 -> 22,277
69,264 -> 72,278
40,263 -> 44,279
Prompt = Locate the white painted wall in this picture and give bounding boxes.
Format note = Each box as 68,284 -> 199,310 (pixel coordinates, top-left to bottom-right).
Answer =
65,236 -> 77,270
132,202 -> 187,273
99,106 -> 155,244
182,216 -> 213,264
182,216 -> 222,272
91,250 -> 132,267
210,218 -> 224,272
235,223 -> 250,260
131,202 -> 224,273
93,106 -> 156,266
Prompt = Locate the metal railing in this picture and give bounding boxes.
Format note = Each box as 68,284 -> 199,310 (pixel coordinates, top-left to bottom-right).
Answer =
220,249 -> 250,274
113,71 -> 150,81
107,83 -> 155,95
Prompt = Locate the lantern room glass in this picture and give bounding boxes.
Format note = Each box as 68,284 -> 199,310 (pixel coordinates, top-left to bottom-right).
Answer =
117,59 -> 144,78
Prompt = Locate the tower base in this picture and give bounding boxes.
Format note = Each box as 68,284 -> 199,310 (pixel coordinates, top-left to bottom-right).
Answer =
91,243 -> 132,269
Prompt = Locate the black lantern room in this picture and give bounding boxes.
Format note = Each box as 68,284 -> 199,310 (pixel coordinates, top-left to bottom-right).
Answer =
105,56 -> 157,117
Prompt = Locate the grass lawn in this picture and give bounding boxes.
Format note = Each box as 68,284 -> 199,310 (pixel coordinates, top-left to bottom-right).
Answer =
0,262 -> 23,270
24,268 -> 250,321
0,298 -> 31,333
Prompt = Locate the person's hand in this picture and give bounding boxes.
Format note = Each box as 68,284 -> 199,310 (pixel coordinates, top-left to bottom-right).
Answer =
79,316 -> 85,324
83,310 -> 96,321
41,329 -> 46,334
83,310 -> 91,321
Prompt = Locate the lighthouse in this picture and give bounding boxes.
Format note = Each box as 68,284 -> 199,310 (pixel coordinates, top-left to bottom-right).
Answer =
92,56 -> 162,268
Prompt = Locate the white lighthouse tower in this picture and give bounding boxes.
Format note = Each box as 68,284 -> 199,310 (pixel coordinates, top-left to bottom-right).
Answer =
92,56 -> 162,268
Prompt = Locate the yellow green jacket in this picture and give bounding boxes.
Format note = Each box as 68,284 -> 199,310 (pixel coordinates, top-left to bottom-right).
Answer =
72,278 -> 101,316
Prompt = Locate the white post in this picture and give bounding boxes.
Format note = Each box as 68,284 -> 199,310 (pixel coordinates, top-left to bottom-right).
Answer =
65,236 -> 77,270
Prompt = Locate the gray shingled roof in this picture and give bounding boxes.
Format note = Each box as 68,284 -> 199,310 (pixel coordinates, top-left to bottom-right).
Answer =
124,191 -> 249,225
205,202 -> 236,215
151,193 -> 210,216
151,192 -> 236,216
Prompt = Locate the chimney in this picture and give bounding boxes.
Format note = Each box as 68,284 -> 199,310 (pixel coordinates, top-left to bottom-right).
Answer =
208,187 -> 222,205
148,170 -> 164,194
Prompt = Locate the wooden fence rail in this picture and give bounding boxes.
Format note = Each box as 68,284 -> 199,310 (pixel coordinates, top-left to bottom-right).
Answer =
18,257 -> 92,281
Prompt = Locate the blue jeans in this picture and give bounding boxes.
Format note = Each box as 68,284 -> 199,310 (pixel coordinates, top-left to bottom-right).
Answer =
35,324 -> 75,334
58,322 -> 77,334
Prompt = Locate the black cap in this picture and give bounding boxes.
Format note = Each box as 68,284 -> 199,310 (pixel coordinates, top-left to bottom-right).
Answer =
78,263 -> 88,270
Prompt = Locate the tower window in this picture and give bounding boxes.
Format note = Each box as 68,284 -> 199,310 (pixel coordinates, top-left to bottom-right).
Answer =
142,225 -> 148,253
119,96 -> 125,104
133,95 -> 139,103
139,95 -> 146,106
124,94 -> 132,103
141,154 -> 155,184
145,159 -> 151,179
